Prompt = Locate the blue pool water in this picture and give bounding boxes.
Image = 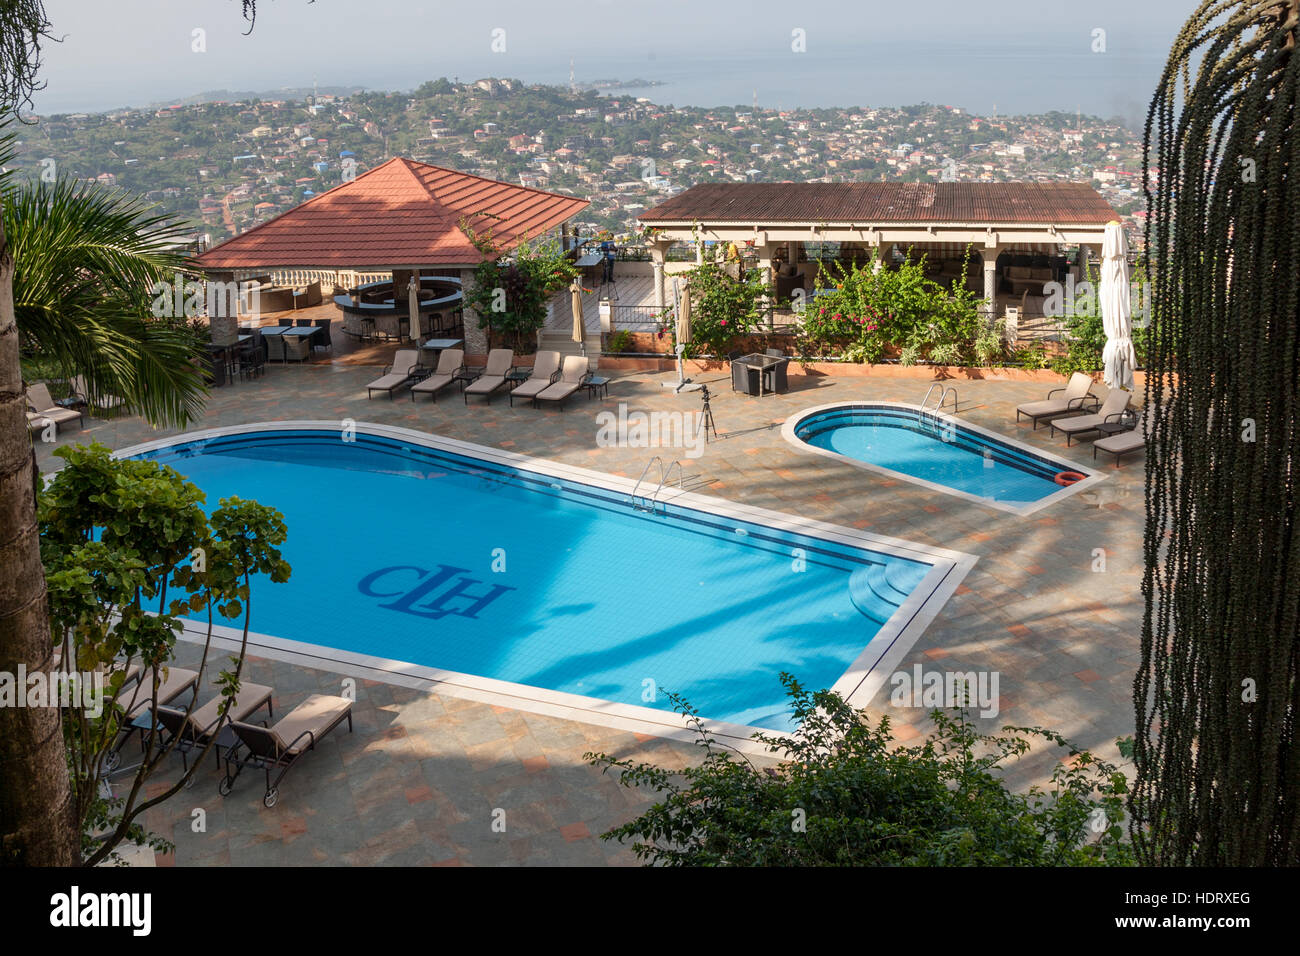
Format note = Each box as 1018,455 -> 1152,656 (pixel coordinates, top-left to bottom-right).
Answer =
134,428 -> 936,730
791,404 -> 1084,508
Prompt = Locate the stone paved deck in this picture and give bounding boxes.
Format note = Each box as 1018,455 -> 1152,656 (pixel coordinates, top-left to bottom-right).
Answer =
35,351 -> 1146,865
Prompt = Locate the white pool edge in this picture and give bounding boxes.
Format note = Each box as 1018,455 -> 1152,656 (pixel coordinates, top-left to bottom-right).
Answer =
117,419 -> 978,755
780,400 -> 1108,517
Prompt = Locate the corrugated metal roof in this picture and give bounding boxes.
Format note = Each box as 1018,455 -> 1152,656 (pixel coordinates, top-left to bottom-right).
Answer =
196,158 -> 589,270
639,182 -> 1117,226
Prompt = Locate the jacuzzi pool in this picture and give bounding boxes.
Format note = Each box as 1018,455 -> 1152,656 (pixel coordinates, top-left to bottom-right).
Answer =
783,402 -> 1104,515
119,422 -> 975,738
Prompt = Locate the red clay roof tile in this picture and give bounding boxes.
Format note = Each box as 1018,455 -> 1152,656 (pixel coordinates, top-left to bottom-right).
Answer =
196,158 -> 589,270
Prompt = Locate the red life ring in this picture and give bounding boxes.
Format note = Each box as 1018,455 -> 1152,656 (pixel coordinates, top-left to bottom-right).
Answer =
1054,471 -> 1086,486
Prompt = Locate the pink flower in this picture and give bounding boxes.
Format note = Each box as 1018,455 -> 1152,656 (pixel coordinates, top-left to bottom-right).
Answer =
832,313 -> 842,321
720,319 -> 727,326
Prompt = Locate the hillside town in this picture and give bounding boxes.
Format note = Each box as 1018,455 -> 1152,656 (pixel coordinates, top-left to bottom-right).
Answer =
8,76 -> 1147,249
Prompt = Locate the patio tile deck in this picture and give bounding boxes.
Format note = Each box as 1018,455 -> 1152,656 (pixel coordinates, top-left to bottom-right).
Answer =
36,350 -> 1148,865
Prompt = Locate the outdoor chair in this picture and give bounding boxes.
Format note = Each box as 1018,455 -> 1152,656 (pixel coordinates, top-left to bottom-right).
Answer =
25,383 -> 83,431
105,665 -> 201,772
70,375 -> 125,416
283,335 -> 312,364
463,349 -> 515,404
507,350 -> 561,407
219,693 -> 354,808
1050,388 -> 1131,445
277,318 -> 293,326
265,333 -> 286,364
366,349 -> 422,399
532,355 -> 589,410
763,357 -> 790,395
155,682 -> 274,778
1015,372 -> 1097,429
766,348 -> 785,358
294,318 -> 314,327
1092,408 -> 1148,466
312,322 -> 332,351
410,348 -> 465,402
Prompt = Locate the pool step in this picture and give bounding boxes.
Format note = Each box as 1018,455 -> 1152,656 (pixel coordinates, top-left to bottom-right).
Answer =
849,563 -> 907,624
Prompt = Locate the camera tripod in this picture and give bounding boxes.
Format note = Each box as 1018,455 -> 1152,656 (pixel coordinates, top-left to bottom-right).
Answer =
697,384 -> 717,443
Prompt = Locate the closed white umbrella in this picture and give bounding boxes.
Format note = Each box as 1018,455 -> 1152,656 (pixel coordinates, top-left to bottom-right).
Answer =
1100,221 -> 1137,390
663,278 -> 700,391
407,276 -> 421,345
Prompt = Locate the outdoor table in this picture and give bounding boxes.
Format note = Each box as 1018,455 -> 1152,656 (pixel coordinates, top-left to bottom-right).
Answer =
736,353 -> 781,397
207,335 -> 252,385
1096,410 -> 1137,437
453,368 -> 482,391
584,375 -> 609,400
504,368 -> 531,389
420,338 -> 463,358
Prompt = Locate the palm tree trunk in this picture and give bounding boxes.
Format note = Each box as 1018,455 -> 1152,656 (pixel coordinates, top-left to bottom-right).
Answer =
0,201 -> 78,865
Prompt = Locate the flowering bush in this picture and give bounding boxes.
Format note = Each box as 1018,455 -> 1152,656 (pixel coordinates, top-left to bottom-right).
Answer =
667,260 -> 767,358
802,248 -> 983,364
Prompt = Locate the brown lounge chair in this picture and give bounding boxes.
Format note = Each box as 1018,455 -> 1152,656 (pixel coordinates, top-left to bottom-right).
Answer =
1093,408 -> 1148,466
155,681 -> 274,778
1050,387 -> 1131,445
532,355 -> 589,410
463,348 -> 514,404
410,348 -> 465,402
366,349 -> 423,399
219,693 -> 354,807
507,350 -> 561,407
1014,372 -> 1097,429
25,383 -> 83,431
105,665 -> 201,771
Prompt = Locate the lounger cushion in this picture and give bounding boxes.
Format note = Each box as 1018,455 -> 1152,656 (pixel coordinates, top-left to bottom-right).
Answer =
186,682 -> 274,735
464,374 -> 506,395
411,372 -> 454,394
510,377 -> 554,400
125,666 -> 200,719
271,694 -> 352,755
1016,398 -> 1078,419
27,406 -> 81,427
535,380 -> 582,403
1093,429 -> 1146,455
1054,390 -> 1130,434
367,372 -> 411,392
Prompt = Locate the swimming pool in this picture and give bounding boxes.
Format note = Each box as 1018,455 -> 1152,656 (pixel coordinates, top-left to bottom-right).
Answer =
783,402 -> 1104,516
119,422 -> 975,740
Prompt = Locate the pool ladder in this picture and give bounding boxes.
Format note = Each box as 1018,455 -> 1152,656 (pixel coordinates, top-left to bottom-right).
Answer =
629,456 -> 683,515
920,384 -> 958,419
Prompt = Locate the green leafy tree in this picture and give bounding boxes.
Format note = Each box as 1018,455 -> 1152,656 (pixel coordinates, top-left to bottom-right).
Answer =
670,259 -> 767,358
460,222 -> 578,353
589,675 -> 1134,866
41,442 -> 290,865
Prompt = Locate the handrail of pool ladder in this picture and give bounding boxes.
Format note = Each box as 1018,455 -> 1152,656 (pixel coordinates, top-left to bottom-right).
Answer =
630,456 -> 665,512
649,460 -> 684,514
921,384 -> 958,419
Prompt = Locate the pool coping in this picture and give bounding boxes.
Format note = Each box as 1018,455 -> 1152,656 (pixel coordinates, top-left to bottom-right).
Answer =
780,400 -> 1108,517
116,419 -> 978,756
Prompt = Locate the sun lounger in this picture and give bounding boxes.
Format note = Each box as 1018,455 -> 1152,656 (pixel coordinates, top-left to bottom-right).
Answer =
104,665 -> 200,771
507,350 -> 561,407
410,348 -> 464,402
462,349 -> 514,404
25,383 -> 83,431
219,694 -> 354,807
155,682 -> 274,776
1050,388 -> 1132,445
532,355 -> 590,410
1015,372 -> 1097,429
1093,408 -> 1148,466
70,375 -> 125,415
366,349 -> 423,399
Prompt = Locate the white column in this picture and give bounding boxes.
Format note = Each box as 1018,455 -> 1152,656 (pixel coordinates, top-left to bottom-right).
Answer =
982,246 -> 1002,323
650,244 -> 667,310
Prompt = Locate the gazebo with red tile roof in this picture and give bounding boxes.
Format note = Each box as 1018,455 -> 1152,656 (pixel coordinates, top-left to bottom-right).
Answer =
196,158 -> 588,348
197,157 -> 588,271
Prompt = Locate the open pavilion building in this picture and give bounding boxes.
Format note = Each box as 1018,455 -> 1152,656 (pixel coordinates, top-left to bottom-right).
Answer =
195,157 -> 589,354
638,182 -> 1119,339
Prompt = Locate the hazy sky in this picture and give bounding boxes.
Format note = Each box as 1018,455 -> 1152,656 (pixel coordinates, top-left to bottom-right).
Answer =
32,0 -> 1195,119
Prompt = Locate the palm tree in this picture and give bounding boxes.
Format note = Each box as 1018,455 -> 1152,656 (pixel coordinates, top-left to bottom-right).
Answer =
3,138 -> 209,425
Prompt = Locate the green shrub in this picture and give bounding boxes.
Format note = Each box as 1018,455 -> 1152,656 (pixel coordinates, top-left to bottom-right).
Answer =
899,344 -> 921,366
587,676 -> 1135,866
606,330 -> 634,353
928,342 -> 964,366
672,260 -> 767,358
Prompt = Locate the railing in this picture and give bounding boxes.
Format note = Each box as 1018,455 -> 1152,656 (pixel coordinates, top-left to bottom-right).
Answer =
629,456 -> 683,515
607,303 -> 664,331
232,268 -> 389,292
